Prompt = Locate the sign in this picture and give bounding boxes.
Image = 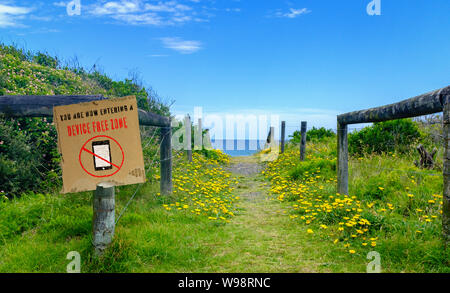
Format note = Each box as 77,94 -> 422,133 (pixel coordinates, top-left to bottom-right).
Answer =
53,96 -> 145,193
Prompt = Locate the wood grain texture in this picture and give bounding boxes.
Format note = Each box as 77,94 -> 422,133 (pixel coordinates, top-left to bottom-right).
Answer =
93,182 -> 115,256
337,122 -> 349,195
300,121 -> 307,161
443,102 -> 450,245
338,86 -> 450,125
160,126 -> 173,195
0,95 -> 170,127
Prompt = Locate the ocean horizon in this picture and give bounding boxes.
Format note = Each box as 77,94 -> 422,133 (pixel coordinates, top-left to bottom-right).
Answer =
211,139 -> 272,157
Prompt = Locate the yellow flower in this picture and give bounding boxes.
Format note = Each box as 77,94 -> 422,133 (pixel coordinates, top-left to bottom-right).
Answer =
349,250 -> 356,254
307,229 -> 314,234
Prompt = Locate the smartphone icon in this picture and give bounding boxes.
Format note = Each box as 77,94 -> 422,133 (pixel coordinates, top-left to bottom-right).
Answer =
92,140 -> 113,171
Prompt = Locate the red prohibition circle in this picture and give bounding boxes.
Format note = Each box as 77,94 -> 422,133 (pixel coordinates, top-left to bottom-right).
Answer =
79,135 -> 125,178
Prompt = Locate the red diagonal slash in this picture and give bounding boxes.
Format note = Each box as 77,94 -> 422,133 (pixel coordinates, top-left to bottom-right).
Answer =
82,147 -> 120,169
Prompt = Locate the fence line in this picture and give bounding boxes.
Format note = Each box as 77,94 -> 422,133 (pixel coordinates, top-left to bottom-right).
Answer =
0,95 -> 174,255
336,85 -> 450,245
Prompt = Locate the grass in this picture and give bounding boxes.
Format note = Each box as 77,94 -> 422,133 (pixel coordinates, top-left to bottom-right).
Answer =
0,144 -> 448,273
263,140 -> 449,273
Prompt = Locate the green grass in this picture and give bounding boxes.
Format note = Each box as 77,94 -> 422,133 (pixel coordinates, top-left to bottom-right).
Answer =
0,147 -> 448,273
263,141 -> 449,273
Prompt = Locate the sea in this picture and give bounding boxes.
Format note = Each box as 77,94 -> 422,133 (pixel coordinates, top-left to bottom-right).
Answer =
211,139 -> 268,157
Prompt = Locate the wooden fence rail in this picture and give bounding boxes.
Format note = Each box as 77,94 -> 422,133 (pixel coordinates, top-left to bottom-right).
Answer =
336,85 -> 450,245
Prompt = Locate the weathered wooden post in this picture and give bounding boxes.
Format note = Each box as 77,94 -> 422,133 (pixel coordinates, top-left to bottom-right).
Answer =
443,101 -> 450,246
300,121 -> 307,161
194,118 -> 203,151
160,126 -> 172,194
270,126 -> 275,147
93,182 -> 115,256
281,121 -> 286,154
337,121 -> 349,195
185,115 -> 192,162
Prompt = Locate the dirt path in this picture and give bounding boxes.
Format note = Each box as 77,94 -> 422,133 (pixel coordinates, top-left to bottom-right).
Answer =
201,156 -> 330,273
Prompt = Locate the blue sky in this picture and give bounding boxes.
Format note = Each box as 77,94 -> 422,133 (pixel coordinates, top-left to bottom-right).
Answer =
1,0 -> 450,139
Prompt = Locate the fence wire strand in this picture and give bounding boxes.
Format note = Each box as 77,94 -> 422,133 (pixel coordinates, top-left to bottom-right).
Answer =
115,126 -> 171,225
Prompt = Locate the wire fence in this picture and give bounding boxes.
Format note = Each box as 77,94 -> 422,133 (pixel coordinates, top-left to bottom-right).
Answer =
282,119 -> 444,181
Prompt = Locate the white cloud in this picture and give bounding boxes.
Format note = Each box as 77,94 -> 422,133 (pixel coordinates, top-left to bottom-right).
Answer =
160,37 -> 202,54
89,0 -> 201,26
275,8 -> 310,19
53,1 -> 68,8
0,3 -> 33,28
91,1 -> 140,15
112,12 -> 163,25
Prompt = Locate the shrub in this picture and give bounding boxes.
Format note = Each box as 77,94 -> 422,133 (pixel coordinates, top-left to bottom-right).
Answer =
307,127 -> 336,142
348,119 -> 421,156
289,127 -> 335,143
32,52 -> 59,68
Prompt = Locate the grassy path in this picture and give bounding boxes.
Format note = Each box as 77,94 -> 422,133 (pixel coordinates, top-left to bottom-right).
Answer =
196,156 -> 347,273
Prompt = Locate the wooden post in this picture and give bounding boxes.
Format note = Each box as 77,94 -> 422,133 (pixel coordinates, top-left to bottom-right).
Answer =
160,126 -> 172,194
93,182 -> 115,256
337,122 -> 349,195
443,102 -> 450,246
270,126 -> 275,146
281,121 -> 286,154
300,121 -> 307,161
194,118 -> 203,151
185,115 -> 192,162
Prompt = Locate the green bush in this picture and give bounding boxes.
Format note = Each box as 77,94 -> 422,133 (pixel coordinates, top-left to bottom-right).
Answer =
349,119 -> 421,156
289,127 -> 335,143
32,52 -> 59,68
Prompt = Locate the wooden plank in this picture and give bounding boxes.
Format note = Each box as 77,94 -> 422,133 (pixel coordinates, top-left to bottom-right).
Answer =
185,115 -> 192,162
160,126 -> 172,194
137,109 -> 170,127
0,95 -> 105,117
92,182 -> 115,256
280,121 -> 286,154
338,86 -> 450,125
0,95 -> 170,127
300,121 -> 307,161
337,122 -> 349,195
443,102 -> 450,246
